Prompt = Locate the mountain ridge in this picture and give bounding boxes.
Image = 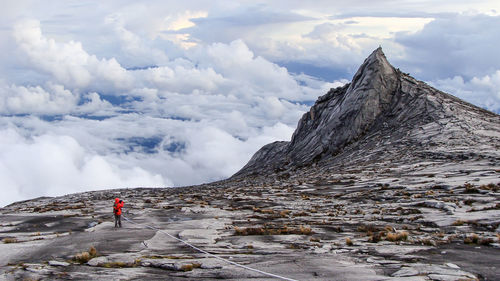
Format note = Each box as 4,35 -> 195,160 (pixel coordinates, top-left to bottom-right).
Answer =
233,47 -> 500,178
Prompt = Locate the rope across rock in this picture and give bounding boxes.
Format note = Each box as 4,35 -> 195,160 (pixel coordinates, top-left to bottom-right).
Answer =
122,215 -> 300,281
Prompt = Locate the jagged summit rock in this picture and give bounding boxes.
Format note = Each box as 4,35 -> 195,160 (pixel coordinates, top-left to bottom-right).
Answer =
233,47 -> 500,178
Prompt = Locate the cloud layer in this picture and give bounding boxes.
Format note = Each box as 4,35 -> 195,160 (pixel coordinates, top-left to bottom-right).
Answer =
0,19 -> 338,207
0,1 -> 499,206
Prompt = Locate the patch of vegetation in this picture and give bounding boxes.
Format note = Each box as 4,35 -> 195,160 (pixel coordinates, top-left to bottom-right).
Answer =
452,219 -> 466,226
73,246 -> 98,264
102,262 -> 129,268
292,211 -> 310,217
74,252 -> 91,263
463,183 -> 479,194
464,234 -> 479,244
101,259 -> 142,268
463,199 -> 475,206
180,263 -> 202,272
234,225 -> 313,236
357,224 -> 381,233
279,210 -> 291,217
345,237 -> 353,246
420,238 -> 437,246
386,231 -> 408,242
478,183 -> 499,192
368,231 -> 384,243
310,237 -> 320,242
2,237 -> 18,244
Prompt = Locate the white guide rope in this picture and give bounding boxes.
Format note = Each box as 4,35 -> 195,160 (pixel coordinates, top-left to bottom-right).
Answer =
122,215 -> 299,281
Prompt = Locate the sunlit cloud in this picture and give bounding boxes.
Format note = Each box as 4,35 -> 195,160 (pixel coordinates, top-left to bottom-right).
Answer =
0,1 -> 498,207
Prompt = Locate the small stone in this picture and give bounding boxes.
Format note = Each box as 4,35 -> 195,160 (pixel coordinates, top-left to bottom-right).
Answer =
445,263 -> 460,269
49,260 -> 70,267
392,267 -> 419,277
428,273 -> 466,281
87,256 -> 108,267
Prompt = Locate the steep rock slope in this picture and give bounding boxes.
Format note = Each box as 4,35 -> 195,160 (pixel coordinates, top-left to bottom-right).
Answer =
233,47 -> 500,178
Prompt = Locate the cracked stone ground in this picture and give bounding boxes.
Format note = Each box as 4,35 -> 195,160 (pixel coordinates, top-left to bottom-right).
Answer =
1,157 -> 499,281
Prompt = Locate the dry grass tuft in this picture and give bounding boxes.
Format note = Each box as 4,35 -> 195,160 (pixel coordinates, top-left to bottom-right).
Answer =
234,225 -> 313,236
479,183 -> 499,192
89,246 -> 97,257
452,220 -> 466,226
310,237 -> 320,243
368,231 -> 384,243
279,210 -> 291,217
357,224 -> 380,233
259,209 -> 275,214
299,226 -> 312,235
420,238 -> 437,246
479,238 -> 494,245
463,183 -> 479,193
386,231 -> 408,242
345,237 -> 353,246
292,211 -> 310,217
181,263 -> 201,272
464,233 -> 479,244
74,252 -> 91,264
102,261 -> 129,268
74,246 -> 98,263
2,237 -> 18,244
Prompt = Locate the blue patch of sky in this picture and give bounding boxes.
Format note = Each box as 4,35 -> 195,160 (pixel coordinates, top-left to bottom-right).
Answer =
117,136 -> 164,154
166,116 -> 192,122
38,115 -> 64,122
125,65 -> 159,71
278,62 -> 351,82
284,99 -> 316,107
162,141 -> 186,155
100,94 -> 143,106
0,114 -> 66,121
72,114 -> 113,121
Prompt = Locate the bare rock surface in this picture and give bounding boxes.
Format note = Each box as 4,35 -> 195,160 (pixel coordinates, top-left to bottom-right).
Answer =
1,48 -> 499,280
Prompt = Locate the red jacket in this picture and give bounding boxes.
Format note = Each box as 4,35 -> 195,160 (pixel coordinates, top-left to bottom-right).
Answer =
113,198 -> 124,215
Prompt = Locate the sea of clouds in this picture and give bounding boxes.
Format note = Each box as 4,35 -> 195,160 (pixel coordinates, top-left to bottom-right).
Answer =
1,2 -> 499,207
0,19 -> 343,207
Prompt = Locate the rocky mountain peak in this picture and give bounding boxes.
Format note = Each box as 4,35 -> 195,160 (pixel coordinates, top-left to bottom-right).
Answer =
348,47 -> 396,92
287,47 -> 399,163
233,47 -> 500,178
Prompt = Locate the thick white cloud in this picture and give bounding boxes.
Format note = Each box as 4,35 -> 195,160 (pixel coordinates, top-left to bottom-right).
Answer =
13,19 -> 132,91
0,128 -> 166,207
431,70 -> 500,113
188,40 -> 305,100
395,13 -> 500,80
0,82 -> 114,115
0,83 -> 77,115
0,21 -> 335,206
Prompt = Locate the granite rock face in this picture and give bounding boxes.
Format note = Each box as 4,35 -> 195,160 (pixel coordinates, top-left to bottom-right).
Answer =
1,48 -> 499,281
233,47 -> 500,178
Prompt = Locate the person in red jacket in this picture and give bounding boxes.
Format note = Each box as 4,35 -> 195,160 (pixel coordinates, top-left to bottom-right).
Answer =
113,198 -> 124,228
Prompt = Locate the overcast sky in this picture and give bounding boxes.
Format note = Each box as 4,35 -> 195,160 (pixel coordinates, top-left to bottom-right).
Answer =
0,1 -> 499,207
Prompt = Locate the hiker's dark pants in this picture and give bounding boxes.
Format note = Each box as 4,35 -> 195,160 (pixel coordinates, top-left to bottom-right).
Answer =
114,214 -> 122,228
